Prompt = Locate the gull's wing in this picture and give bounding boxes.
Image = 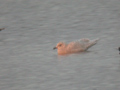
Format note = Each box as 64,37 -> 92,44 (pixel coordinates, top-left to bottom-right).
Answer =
66,38 -> 99,52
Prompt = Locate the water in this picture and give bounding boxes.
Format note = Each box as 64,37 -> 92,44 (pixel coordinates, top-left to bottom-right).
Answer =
0,0 -> 120,90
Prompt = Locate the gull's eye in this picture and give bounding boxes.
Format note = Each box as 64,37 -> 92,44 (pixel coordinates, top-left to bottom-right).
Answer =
59,44 -> 62,46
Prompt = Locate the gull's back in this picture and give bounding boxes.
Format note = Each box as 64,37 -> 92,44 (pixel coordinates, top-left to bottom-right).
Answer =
66,38 -> 99,53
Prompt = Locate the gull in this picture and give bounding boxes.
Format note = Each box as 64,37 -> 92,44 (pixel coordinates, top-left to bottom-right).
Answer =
53,38 -> 99,55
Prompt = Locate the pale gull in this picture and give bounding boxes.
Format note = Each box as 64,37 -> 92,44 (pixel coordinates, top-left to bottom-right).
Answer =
53,38 -> 99,55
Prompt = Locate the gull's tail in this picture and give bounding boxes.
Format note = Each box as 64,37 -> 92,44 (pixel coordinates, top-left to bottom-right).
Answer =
85,38 -> 100,50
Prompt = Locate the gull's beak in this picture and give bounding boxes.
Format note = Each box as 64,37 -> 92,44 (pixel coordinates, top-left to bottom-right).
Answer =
53,47 -> 57,50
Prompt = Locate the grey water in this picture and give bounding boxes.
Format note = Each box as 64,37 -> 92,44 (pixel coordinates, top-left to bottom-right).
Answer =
0,0 -> 120,90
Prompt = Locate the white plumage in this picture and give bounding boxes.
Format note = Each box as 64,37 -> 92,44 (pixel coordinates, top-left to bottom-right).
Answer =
53,38 -> 99,55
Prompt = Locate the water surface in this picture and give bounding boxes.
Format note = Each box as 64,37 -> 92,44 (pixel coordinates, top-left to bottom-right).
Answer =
0,0 -> 120,90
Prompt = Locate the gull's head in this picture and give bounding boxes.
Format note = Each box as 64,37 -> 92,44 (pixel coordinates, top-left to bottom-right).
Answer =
53,42 -> 66,50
